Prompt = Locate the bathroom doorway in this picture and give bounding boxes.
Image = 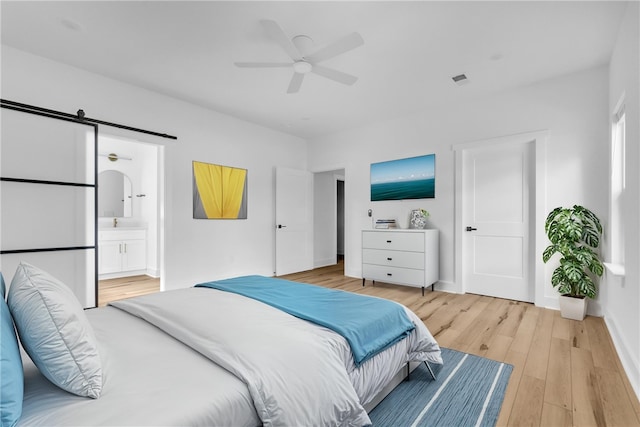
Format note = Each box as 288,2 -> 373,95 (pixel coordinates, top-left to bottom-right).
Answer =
97,134 -> 163,305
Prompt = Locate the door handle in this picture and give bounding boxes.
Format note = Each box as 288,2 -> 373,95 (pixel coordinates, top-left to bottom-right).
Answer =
277,224 -> 287,229
466,226 -> 478,232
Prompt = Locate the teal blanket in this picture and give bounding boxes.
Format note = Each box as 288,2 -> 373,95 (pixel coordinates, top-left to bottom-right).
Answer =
196,275 -> 415,366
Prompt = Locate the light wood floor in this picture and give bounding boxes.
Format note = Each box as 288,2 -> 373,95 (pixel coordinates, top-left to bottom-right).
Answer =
101,264 -> 640,426
98,275 -> 160,307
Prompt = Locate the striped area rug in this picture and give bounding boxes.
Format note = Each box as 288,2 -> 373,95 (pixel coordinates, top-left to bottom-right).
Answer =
368,348 -> 513,427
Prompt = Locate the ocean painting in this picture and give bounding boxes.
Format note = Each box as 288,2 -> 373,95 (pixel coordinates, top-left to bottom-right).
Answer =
371,154 -> 435,201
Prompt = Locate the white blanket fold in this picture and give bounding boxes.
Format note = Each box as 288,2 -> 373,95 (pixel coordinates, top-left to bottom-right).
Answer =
111,288 -> 371,426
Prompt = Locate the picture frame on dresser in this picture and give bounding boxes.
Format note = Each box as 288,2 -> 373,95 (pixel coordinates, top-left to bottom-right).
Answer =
362,229 -> 439,296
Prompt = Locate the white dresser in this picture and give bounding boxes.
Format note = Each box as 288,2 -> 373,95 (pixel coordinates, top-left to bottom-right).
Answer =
362,229 -> 439,295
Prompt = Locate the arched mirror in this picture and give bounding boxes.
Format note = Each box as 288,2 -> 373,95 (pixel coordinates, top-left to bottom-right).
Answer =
98,170 -> 132,217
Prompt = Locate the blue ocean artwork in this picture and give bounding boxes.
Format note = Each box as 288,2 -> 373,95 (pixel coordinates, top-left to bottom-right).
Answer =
371,154 -> 435,201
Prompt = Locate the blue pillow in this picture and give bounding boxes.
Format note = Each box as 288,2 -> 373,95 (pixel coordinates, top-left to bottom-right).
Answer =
1,293 -> 23,426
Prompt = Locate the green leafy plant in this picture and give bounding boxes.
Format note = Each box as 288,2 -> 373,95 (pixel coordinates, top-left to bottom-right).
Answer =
542,205 -> 604,298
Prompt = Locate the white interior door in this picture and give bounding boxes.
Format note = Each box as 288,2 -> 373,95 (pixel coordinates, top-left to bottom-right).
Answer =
463,141 -> 533,302
275,167 -> 313,276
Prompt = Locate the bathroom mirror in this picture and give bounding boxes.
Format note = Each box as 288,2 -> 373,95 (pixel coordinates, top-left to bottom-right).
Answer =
98,170 -> 132,217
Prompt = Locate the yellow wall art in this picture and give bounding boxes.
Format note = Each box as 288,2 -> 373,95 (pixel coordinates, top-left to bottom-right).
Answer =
193,161 -> 248,219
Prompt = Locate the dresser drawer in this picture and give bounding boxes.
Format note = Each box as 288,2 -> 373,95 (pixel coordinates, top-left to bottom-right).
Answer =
362,231 -> 424,252
362,248 -> 425,269
362,264 -> 425,287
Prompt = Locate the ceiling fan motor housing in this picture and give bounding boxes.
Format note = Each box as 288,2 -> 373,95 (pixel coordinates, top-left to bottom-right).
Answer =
293,60 -> 313,74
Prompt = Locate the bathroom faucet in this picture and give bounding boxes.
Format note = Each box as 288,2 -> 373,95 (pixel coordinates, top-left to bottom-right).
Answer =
113,218 -> 118,228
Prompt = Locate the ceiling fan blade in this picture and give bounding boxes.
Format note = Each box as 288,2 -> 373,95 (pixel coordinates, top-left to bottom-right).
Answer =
260,19 -> 303,61
305,32 -> 364,63
287,72 -> 305,94
234,62 -> 291,68
311,65 -> 358,86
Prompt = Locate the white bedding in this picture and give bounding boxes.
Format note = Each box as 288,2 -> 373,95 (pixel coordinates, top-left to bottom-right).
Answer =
18,285 -> 441,426
112,288 -> 371,426
112,287 -> 441,426
18,306 -> 260,427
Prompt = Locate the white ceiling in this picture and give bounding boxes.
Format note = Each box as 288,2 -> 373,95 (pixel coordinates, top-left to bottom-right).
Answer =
0,1 -> 627,139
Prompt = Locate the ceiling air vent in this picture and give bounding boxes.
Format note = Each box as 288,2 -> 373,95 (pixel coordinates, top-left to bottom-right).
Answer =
452,74 -> 468,86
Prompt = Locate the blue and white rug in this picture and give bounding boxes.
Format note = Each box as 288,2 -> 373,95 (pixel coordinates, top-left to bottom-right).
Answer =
369,348 -> 513,427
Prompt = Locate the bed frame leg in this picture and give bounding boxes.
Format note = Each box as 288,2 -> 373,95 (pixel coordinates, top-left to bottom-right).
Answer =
406,362 -> 437,381
424,361 -> 437,381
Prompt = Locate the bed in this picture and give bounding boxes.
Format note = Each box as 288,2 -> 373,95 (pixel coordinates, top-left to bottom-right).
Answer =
2,262 -> 442,426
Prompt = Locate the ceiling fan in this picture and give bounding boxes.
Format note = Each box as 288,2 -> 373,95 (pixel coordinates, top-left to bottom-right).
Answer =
234,20 -> 364,94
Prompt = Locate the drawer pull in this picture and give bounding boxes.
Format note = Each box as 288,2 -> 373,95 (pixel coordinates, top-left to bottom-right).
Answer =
386,240 -> 392,243
387,273 -> 392,276
387,257 -> 393,261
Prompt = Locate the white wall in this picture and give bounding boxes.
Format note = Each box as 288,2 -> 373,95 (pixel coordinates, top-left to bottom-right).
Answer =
308,65 -> 610,305
604,1 -> 640,400
1,46 -> 307,291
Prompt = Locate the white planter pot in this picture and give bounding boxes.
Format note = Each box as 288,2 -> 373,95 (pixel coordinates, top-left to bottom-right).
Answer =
558,295 -> 587,321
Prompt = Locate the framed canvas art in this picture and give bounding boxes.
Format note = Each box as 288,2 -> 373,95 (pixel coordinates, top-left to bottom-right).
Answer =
193,161 -> 247,219
370,154 -> 435,201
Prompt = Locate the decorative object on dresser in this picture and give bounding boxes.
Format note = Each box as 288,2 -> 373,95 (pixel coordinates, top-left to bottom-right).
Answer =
375,219 -> 397,229
409,209 -> 429,229
362,229 -> 439,295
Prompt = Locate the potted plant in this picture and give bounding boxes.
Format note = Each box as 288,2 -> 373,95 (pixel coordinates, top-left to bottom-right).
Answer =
542,205 -> 604,320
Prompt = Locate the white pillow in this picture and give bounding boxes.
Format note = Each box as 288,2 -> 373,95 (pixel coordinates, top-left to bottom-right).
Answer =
7,262 -> 102,398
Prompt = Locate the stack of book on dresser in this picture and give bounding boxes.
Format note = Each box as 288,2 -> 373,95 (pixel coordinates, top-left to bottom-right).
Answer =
374,219 -> 397,229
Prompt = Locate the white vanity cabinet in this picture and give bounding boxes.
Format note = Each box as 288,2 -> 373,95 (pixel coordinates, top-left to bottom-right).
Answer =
362,229 -> 439,295
98,229 -> 147,278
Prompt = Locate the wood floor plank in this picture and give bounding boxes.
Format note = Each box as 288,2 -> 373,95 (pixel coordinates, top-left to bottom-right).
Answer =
585,316 -> 619,371
571,346 -> 607,426
495,301 -> 528,338
540,402 -> 572,427
509,305 -> 541,355
507,374 -> 545,426
466,298 -> 512,357
595,366 -> 640,426
523,308 -> 554,380
98,275 -> 159,307
451,297 -> 507,354
544,337 -> 572,412
484,334 -> 513,363
571,318 -> 591,350
496,349 -> 527,427
551,311 -> 572,340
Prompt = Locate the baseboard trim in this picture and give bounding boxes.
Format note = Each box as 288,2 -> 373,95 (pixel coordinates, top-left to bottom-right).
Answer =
145,268 -> 160,278
314,258 -> 337,269
98,269 -> 148,280
433,280 -> 460,293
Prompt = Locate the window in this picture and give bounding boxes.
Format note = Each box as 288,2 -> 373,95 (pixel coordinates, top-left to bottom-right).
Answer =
610,103 -> 626,267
